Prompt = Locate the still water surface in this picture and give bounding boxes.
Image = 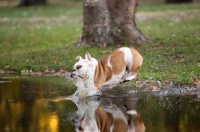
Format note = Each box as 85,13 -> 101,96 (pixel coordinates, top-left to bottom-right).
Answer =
0,76 -> 200,132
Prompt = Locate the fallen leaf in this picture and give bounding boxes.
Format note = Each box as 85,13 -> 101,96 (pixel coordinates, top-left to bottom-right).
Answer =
194,78 -> 200,87
180,59 -> 184,63
149,86 -> 160,90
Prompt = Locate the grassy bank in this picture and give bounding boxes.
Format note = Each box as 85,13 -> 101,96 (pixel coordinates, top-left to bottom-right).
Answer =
0,3 -> 200,85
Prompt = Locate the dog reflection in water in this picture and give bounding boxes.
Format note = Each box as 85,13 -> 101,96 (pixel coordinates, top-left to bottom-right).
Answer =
71,97 -> 145,132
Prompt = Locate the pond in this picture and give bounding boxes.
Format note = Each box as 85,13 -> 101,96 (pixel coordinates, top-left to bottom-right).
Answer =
0,76 -> 200,132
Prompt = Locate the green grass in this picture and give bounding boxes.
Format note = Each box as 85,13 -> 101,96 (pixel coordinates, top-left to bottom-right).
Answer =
137,3 -> 200,12
0,3 -> 200,85
0,4 -> 82,18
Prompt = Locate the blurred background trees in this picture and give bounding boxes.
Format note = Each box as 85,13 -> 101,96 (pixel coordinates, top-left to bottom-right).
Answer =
165,0 -> 193,3
18,0 -> 46,6
0,0 -> 198,7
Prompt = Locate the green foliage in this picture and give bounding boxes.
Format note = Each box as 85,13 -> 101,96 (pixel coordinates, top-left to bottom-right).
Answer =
0,3 -> 199,85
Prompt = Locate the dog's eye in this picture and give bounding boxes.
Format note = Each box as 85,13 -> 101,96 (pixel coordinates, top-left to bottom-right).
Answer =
76,65 -> 82,70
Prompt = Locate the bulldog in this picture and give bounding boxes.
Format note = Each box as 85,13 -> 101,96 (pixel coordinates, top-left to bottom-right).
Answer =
70,47 -> 143,98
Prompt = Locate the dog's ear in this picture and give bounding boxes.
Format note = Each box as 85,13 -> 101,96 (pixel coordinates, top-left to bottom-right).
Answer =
85,52 -> 92,61
76,56 -> 83,61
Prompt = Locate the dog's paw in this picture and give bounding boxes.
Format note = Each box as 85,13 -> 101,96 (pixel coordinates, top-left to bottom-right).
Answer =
120,79 -> 130,83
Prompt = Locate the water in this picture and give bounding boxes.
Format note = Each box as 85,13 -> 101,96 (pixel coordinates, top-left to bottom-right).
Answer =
0,76 -> 200,132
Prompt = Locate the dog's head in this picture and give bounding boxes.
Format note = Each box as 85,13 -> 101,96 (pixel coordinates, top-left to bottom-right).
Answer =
70,52 -> 96,80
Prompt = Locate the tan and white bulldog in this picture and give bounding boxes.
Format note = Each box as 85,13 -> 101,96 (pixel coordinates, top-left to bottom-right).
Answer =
70,47 -> 143,98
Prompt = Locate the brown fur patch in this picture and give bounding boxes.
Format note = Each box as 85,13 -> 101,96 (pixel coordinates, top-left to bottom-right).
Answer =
94,49 -> 122,90
130,48 -> 143,77
95,106 -> 128,132
112,119 -> 128,132
110,51 -> 126,74
95,106 -> 114,132
94,60 -> 112,90
94,49 -> 124,90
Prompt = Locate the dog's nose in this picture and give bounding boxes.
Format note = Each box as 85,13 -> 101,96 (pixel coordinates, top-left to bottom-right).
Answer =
71,69 -> 76,72
70,69 -> 76,78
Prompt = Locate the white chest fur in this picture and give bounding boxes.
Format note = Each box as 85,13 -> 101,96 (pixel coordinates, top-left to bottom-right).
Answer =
75,78 -> 100,97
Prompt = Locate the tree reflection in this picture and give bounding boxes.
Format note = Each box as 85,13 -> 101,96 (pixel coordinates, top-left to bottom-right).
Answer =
0,77 -> 71,132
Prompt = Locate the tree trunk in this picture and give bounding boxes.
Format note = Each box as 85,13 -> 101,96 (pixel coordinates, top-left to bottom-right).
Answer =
76,0 -> 148,47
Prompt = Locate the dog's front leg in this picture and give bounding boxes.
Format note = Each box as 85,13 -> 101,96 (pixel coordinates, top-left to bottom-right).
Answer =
67,90 -> 79,98
73,90 -> 79,96
96,89 -> 103,96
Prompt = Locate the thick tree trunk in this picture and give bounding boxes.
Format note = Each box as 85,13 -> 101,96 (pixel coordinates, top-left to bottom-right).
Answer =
76,0 -> 148,47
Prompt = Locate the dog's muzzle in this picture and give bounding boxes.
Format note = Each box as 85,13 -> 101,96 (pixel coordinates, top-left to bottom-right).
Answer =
70,69 -> 76,78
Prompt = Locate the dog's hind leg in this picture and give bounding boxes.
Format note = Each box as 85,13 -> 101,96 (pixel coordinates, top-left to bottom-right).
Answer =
121,48 -> 143,83
121,71 -> 138,83
121,64 -> 140,83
